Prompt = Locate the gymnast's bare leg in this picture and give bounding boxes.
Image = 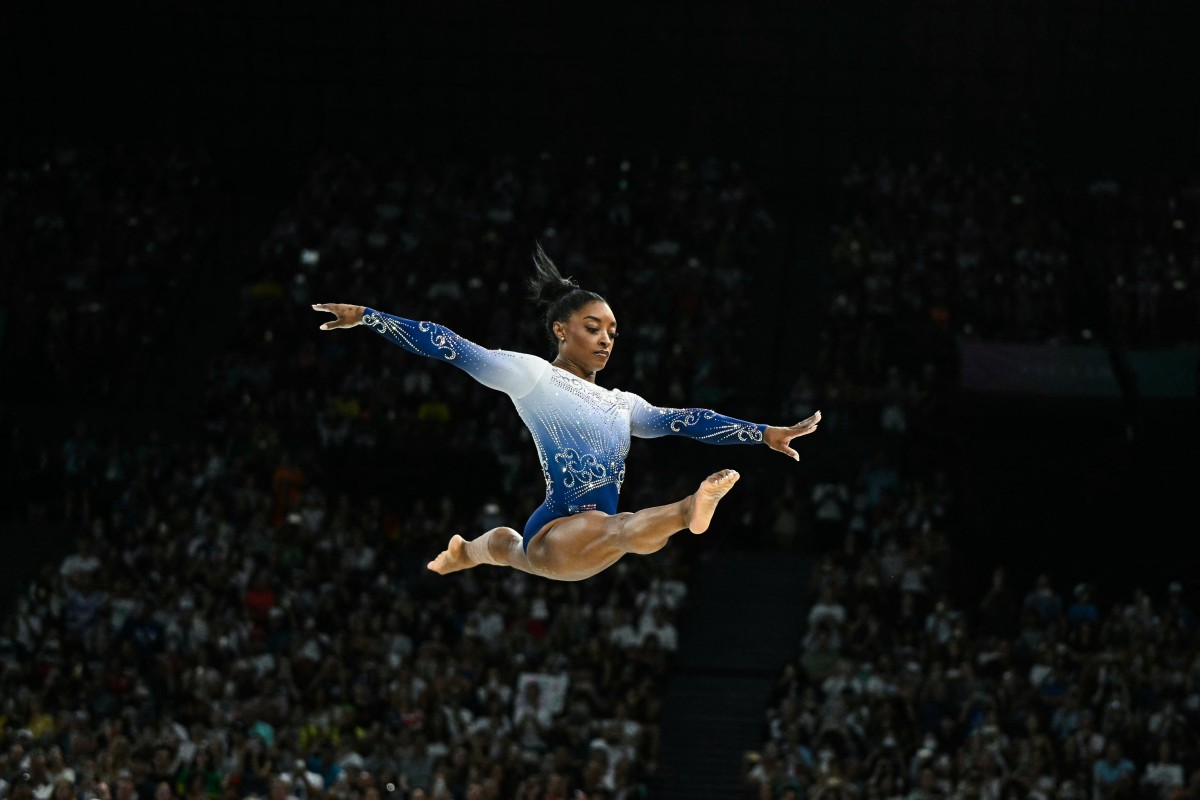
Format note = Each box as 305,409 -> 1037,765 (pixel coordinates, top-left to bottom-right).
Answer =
428,469 -> 740,581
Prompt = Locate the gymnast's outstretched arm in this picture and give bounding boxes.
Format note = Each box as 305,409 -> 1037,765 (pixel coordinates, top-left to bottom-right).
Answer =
312,302 -> 544,397
625,391 -> 821,461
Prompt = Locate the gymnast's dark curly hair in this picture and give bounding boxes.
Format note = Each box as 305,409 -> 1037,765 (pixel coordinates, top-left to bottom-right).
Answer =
527,242 -> 607,354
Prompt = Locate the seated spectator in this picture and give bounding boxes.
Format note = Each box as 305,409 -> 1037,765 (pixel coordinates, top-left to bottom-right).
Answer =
1093,742 -> 1136,800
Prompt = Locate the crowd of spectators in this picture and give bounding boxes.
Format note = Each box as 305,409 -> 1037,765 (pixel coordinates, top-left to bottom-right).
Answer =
826,155 -> 1199,353
750,463 -> 1200,800
6,139 -> 1195,800
776,155 -> 1199,451
747,153 -> 1200,800
1,144 -> 780,800
1,139 -> 225,526
0,139 -> 222,408
1,469 -> 693,800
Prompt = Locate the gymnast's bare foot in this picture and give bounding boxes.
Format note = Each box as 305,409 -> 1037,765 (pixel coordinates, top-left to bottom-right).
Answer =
428,534 -> 473,574
686,469 -> 740,534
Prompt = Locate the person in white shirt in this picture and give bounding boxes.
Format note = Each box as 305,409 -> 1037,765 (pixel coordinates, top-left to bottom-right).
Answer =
1142,740 -> 1184,800
638,607 -> 678,652
808,587 -> 847,630
609,609 -> 640,649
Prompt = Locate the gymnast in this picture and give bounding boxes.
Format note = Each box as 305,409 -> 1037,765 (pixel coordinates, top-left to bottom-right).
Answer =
312,246 -> 820,582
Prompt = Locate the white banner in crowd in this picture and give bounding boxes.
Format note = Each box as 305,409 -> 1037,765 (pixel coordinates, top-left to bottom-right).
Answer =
514,671 -> 570,716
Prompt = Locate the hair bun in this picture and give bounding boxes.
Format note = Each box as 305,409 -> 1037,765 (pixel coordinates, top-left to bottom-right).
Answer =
552,282 -> 578,302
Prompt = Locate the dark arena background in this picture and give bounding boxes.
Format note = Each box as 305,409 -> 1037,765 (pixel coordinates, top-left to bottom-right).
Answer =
2,2 -> 1198,799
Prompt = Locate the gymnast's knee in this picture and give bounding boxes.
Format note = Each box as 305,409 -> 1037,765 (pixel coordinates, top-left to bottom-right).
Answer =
487,527 -> 523,559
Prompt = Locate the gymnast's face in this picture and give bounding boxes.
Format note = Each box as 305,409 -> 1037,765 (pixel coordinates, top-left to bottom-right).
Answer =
554,301 -> 618,377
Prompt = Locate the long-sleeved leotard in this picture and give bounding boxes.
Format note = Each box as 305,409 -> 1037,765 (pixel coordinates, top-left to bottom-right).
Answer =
361,308 -> 767,550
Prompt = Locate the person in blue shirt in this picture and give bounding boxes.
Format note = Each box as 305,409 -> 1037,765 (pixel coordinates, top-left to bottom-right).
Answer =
1093,741 -> 1136,800
312,246 -> 820,582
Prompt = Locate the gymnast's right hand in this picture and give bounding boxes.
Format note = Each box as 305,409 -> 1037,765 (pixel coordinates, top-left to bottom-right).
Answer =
312,303 -> 366,330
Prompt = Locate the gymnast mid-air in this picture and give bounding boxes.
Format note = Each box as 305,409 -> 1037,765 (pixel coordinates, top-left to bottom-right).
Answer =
312,246 -> 820,582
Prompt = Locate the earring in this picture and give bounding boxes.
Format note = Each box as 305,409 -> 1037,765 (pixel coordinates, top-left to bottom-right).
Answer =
560,337 -> 566,343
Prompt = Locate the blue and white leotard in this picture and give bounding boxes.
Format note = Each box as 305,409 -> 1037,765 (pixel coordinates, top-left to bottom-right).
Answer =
362,308 -> 767,550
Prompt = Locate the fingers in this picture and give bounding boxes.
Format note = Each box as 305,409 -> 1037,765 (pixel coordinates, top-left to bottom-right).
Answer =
769,410 -> 820,461
766,440 -> 801,461
313,303 -> 344,331
788,411 -> 821,436
796,410 -> 825,429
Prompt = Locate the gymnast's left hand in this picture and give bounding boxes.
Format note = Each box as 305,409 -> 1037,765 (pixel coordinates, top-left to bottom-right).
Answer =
763,411 -> 821,461
312,303 -> 365,330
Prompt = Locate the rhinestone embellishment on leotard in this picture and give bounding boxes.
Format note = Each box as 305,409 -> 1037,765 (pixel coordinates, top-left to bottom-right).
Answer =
417,321 -> 458,361
363,313 -> 459,361
666,408 -> 719,431
554,448 -> 609,489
